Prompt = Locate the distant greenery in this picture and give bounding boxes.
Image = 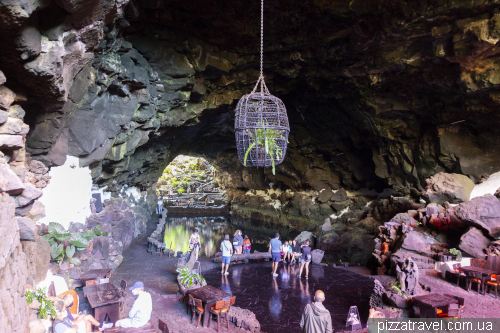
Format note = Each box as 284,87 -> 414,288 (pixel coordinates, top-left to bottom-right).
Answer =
180,180 -> 190,187
178,189 -> 185,193
26,287 -> 57,319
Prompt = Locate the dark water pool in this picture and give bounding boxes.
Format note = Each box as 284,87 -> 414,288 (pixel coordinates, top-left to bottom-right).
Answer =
203,262 -> 374,332
162,216 -> 298,257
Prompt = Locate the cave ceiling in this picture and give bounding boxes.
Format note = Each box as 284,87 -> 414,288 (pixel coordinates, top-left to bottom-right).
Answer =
1,0 -> 500,194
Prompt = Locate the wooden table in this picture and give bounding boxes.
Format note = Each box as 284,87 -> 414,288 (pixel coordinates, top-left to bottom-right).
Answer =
412,293 -> 458,318
461,266 -> 497,295
83,282 -> 118,298
104,321 -> 155,332
186,286 -> 231,327
80,268 -> 112,285
87,289 -> 124,330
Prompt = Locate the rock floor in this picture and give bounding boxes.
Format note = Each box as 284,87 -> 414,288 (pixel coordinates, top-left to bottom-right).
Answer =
105,215 -> 500,332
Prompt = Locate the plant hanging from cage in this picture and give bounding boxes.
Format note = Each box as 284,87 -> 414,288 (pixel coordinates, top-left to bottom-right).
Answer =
235,0 -> 290,173
243,119 -> 287,175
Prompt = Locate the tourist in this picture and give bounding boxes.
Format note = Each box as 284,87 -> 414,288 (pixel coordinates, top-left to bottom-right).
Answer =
220,234 -> 233,275
205,198 -> 209,205
189,228 -> 201,260
233,230 -> 243,254
291,239 -> 301,264
242,235 -> 251,254
115,282 -> 152,328
175,197 -> 179,206
269,233 -> 282,277
53,296 -> 104,333
282,241 -> 291,263
299,290 -> 332,333
60,294 -> 104,332
157,198 -> 163,215
187,187 -> 191,195
299,240 -> 312,279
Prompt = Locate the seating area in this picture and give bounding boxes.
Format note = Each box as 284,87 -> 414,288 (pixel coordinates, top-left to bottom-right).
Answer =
446,257 -> 500,298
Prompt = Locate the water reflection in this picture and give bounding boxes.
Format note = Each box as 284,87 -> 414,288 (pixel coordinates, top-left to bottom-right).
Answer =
163,216 -> 297,258
269,277 -> 282,317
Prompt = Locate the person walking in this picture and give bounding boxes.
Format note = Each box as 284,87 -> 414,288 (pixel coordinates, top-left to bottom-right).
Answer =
189,228 -> 201,260
269,233 -> 282,277
299,240 -> 312,279
157,198 -> 163,215
220,234 -> 233,275
233,230 -> 243,254
242,235 -> 251,254
115,282 -> 152,329
299,290 -> 332,333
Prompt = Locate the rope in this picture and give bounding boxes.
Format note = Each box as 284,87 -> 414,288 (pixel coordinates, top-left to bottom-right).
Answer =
252,0 -> 268,95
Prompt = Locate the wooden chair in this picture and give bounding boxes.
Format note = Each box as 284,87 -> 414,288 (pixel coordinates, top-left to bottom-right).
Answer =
159,319 -> 171,333
466,271 -> 482,294
189,294 -> 204,328
208,296 -> 236,332
57,290 -> 79,315
486,278 -> 500,299
452,263 -> 466,287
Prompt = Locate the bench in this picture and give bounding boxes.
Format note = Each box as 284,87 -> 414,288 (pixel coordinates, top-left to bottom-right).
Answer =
103,321 -> 155,333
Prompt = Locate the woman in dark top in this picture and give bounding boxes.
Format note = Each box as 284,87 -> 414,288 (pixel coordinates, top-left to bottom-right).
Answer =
291,239 -> 301,264
299,240 -> 312,279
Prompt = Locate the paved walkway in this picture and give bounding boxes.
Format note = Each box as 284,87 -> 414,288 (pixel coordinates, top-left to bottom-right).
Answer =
109,214 -> 246,332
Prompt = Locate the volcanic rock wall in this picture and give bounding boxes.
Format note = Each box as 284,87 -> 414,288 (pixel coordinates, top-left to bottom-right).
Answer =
0,75 -> 51,333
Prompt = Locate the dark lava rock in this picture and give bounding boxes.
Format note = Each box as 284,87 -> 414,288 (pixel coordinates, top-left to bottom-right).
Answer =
422,172 -> 475,204
330,188 -> 348,202
455,195 -> 500,238
331,200 -> 349,212
317,189 -> 333,203
383,291 -> 410,309
401,231 -> 440,256
459,227 -> 490,259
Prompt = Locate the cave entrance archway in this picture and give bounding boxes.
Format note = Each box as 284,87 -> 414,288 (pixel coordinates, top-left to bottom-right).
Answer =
156,155 -> 224,206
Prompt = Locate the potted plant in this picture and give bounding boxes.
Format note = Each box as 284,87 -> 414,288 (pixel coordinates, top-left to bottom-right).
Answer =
176,266 -> 207,293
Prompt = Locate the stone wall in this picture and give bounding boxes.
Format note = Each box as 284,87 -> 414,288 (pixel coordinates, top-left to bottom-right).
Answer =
0,74 -> 50,333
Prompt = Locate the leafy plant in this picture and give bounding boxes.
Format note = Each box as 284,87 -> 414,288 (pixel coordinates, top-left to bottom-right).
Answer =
243,119 -> 286,175
180,180 -> 190,187
178,189 -> 186,194
26,288 -> 57,319
390,281 -> 408,299
42,222 -> 105,264
176,266 -> 207,288
449,248 -> 462,261
182,176 -> 191,181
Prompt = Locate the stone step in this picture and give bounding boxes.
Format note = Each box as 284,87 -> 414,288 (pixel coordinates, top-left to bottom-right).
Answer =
419,269 -> 441,277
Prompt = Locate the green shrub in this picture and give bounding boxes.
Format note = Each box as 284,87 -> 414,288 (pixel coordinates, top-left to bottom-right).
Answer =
180,180 -> 190,187
176,266 -> 207,288
26,288 -> 57,319
178,189 -> 185,193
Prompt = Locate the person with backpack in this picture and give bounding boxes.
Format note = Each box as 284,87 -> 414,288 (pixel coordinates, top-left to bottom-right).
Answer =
220,234 -> 233,275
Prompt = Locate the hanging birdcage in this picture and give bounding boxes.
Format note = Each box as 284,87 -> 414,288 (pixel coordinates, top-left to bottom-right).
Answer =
234,0 -> 290,174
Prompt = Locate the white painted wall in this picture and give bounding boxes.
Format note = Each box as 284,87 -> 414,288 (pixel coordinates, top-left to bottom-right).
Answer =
470,171 -> 500,200
38,156 -> 92,229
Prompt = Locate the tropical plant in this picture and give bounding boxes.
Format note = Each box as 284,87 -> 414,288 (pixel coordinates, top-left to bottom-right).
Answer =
178,189 -> 186,193
182,176 -> 191,181
449,248 -> 462,261
26,287 -> 57,319
42,222 -> 107,264
180,180 -> 190,187
243,119 -> 286,175
176,266 -> 207,288
390,281 -> 408,299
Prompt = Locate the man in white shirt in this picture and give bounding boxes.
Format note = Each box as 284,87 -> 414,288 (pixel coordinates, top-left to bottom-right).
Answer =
220,234 -> 233,275
115,282 -> 152,328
